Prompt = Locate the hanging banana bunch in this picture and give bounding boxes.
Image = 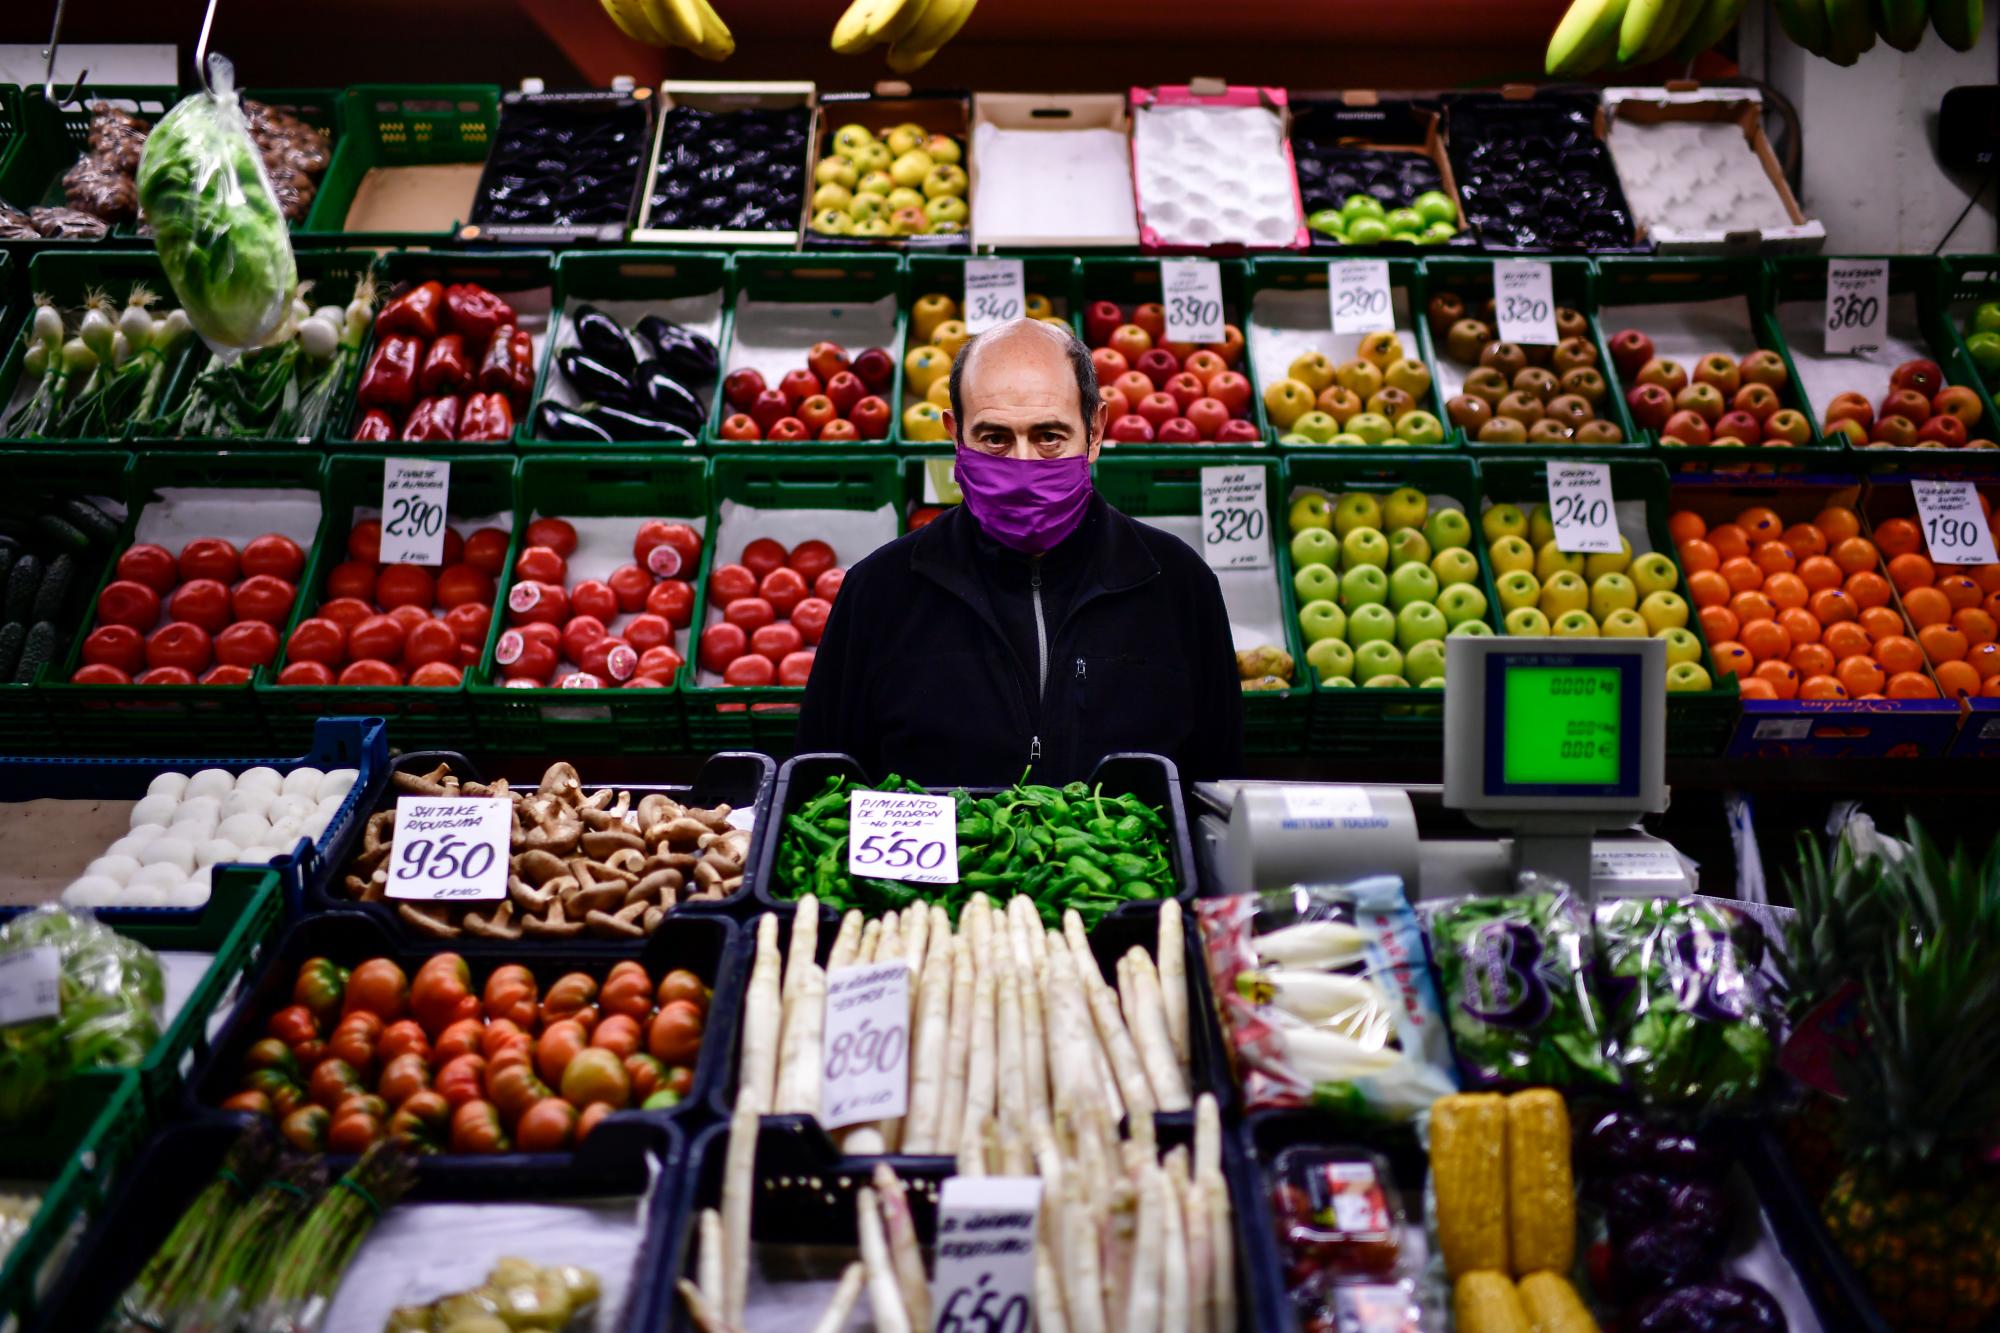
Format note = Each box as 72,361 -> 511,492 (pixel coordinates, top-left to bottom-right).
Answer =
600,0 -> 736,60
830,0 -> 980,72
1546,0 -> 1979,76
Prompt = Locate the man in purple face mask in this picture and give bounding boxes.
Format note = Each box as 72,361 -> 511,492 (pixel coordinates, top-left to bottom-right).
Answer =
796,318 -> 1243,786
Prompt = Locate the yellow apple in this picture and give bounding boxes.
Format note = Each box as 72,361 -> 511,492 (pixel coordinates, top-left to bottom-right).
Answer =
1289,352 -> 1336,394
1639,591 -> 1689,632
1601,609 -> 1649,638
910,293 -> 957,343
1336,358 -> 1385,399
1528,504 -> 1557,549
1488,535 -> 1534,575
903,401 -> 947,441
1590,572 -> 1638,621
933,320 -> 970,359
1481,504 -> 1528,544
1656,626 -> 1702,666
890,150 -> 935,188
1584,536 -> 1633,579
1540,571 -> 1589,618
1535,540 -> 1585,583
905,345 -> 950,393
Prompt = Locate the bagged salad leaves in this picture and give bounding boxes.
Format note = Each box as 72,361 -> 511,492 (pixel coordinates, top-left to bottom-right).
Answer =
0,906 -> 164,1124
1594,897 -> 1776,1112
136,59 -> 297,353
1427,880 -> 1619,1091
1199,876 -> 1457,1121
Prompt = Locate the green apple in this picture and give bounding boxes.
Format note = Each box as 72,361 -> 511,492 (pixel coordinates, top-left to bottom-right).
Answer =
1345,412 -> 1393,445
1656,626 -> 1702,666
1384,207 -> 1425,236
1540,571 -> 1589,618
852,216 -> 894,237
1387,528 -> 1432,569
1307,208 -> 1346,238
923,164 -> 969,199
1590,573 -> 1638,621
890,150 -> 935,188
1329,433 -> 1367,446
924,196 -> 969,227
925,134 -> 962,165
811,207 -> 852,235
1388,563 -> 1439,610
1354,639 -> 1405,680
1396,601 -> 1448,651
1528,504 -> 1557,549
1551,609 -> 1601,638
1450,618 -> 1495,637
832,123 -> 877,157
886,186 -> 926,213
1382,487 -> 1429,531
1968,330 -> 2000,377
1504,606 -> 1551,636
1535,540 -> 1585,583
1339,564 -> 1389,610
1639,590 -> 1689,633
886,123 -> 926,156
1488,535 -> 1534,576
812,182 -> 854,213
1405,639 -> 1447,685
1601,609 -> 1649,639
1418,221 -> 1457,243
1349,217 -> 1393,244
1306,636 -> 1355,680
1364,673 -> 1411,688
1494,569 -> 1542,613
1332,492 -> 1382,537
1298,599 -> 1348,645
815,157 -> 859,189
1437,583 -> 1489,627
1294,411 -> 1339,444
850,142 -> 893,175
1482,504 -> 1528,544
1396,411 -> 1446,446
1341,194 -> 1387,223
1431,547 -> 1481,588
1348,604 -> 1397,648
848,193 -> 888,222
1630,552 -> 1680,597
1280,433 -> 1311,445
1341,527 -> 1390,571
1424,508 -> 1473,552
1289,492 -> 1333,533
1326,676 -> 1357,688
858,170 -> 896,197
1293,562 -> 1339,604
1290,526 -> 1339,570
1665,661 -> 1714,692
1413,190 -> 1457,225
1584,537 -> 1633,579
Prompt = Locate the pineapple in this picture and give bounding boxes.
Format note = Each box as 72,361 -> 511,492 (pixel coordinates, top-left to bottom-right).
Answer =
1784,821 -> 2000,1332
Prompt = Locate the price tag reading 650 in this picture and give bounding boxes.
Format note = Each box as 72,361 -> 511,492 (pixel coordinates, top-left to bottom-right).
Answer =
847,790 -> 959,885
386,795 -> 511,901
929,1176 -> 1043,1333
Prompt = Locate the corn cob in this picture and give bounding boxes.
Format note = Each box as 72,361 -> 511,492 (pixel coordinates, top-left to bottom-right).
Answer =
1454,1271 -> 1531,1333
1505,1089 -> 1575,1276
1431,1092 -> 1509,1277
1519,1271 -> 1599,1332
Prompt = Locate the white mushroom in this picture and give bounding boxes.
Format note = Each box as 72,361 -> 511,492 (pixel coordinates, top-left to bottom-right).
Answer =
108,829 -> 164,859
220,789 -> 275,821
237,844 -> 281,863
218,813 -> 273,848
85,854 -> 141,885
122,884 -> 168,907
145,771 -> 191,800
281,767 -> 324,799
267,793 -> 315,826
317,768 -> 359,802
237,766 -> 284,796
185,768 -> 235,801
139,837 -> 194,874
168,878 -> 212,908
62,875 -> 124,906
194,839 -> 241,868
129,794 -> 180,829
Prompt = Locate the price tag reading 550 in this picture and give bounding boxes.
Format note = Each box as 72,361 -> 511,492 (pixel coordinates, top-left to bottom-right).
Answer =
847,790 -> 959,885
385,795 -> 511,901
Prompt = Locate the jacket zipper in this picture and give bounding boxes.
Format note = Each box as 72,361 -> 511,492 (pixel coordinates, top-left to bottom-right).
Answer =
1029,558 -> 1047,766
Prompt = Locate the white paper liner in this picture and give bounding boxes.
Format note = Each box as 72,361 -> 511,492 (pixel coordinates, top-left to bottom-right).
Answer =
541,293 -> 725,413
1132,104 -> 1301,248
1248,286 -> 1428,412
725,295 -> 899,392
1776,292 -> 1933,420
158,949 -> 212,1034
970,124 -> 1138,245
1130,514 -> 1288,652
135,488 -> 322,551
1600,296 -> 1764,366
514,512 -> 707,678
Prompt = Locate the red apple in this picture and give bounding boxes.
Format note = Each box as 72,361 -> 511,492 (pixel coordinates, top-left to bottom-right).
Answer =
720,413 -> 761,441
1217,418 -> 1261,442
1712,410 -> 1764,444
768,417 -> 810,442
1890,359 -> 1944,398
1113,371 -> 1156,409
1608,328 -> 1654,379
797,394 -> 838,435
1882,387 -> 1932,422
1099,386 -> 1131,418
1164,371 -> 1206,412
1918,414 -> 1968,447
1662,410 -> 1712,446
1206,370 -> 1251,416
724,368 -> 766,411
1135,348 -> 1180,390
824,370 -> 865,417
1155,416 -> 1200,443
750,388 -> 791,432
1183,350 -> 1228,386
1875,414 -> 1921,448
1209,325 -> 1245,367
1090,347 -> 1129,383
851,396 -> 891,440
1136,392 -> 1179,429
1675,382 -> 1726,423
1738,349 -> 1788,387
1132,302 -> 1166,341
779,369 -> 821,410
851,347 -> 895,392
1762,408 -> 1812,445
1625,383 -> 1675,431
1108,414 -> 1155,443
1822,418 -> 1868,447
1733,383 -> 1781,421
807,341 -> 850,383
1692,353 -> 1741,396
1108,324 -> 1153,361
1185,397 -> 1231,438
1824,392 -> 1873,431
1636,358 -> 1688,396
819,418 -> 860,442
1933,384 -> 1985,425
1084,300 -> 1125,347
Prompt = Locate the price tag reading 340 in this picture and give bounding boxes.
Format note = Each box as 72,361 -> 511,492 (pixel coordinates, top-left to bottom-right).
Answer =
963,259 -> 1027,334
929,1175 -> 1043,1333
1329,259 -> 1393,336
847,790 -> 959,885
385,796 -> 511,901
1546,463 -> 1622,555
1199,465 -> 1271,572
1825,259 -> 1888,355
821,961 -> 910,1129
1494,261 -> 1558,346
1161,260 -> 1226,344
1913,481 -> 2000,565
380,458 -> 451,565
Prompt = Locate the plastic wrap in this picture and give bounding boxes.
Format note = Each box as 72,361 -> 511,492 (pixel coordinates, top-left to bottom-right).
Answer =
0,905 -> 164,1123
1199,877 -> 1456,1121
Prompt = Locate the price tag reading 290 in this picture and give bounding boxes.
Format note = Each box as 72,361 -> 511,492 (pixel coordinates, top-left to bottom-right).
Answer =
379,458 -> 451,566
847,790 -> 959,885
385,795 -> 511,901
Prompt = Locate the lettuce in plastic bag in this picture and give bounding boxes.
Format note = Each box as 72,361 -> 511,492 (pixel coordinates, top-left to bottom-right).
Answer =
0,906 -> 164,1124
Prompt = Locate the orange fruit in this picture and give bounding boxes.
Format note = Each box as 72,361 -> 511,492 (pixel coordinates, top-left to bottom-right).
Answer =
1799,674 -> 1848,700
1933,659 -> 1980,699
1886,670 -> 1940,699
1729,590 -> 1777,625
1836,655 -> 1886,696
1937,574 -> 1982,610
1814,506 -> 1862,543
1955,608 -> 1998,645
1986,591 -> 2000,621
1918,623 -> 1969,663
1742,620 -> 1793,662
1737,507 -> 1784,541
1765,572 -> 1809,610
1846,571 -> 1892,610
1708,523 -> 1751,561
1698,604 -> 1740,644
1721,557 -> 1765,593
1886,553 -> 1935,593
1859,605 -> 1905,641
1903,586 -> 1952,628
1877,634 -> 1925,674
1972,564 -> 2000,594
1985,676 -> 2000,698
1737,676 -> 1778,700
1783,523 -> 1828,558
1874,518 -> 1922,558
1824,622 -> 1873,661
1968,640 -> 2000,678
1753,660 -> 1800,699
1790,642 -> 1836,678
1711,641 -> 1754,679
1809,588 -> 1857,626
1678,539 -> 1720,574
1831,536 -> 1879,575
1798,555 -> 1844,592
1778,607 -> 1822,645
1688,569 -> 1731,608
1752,542 -> 1798,576
1668,510 -> 1707,545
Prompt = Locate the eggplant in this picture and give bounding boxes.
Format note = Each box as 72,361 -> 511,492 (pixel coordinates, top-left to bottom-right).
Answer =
633,360 -> 707,430
1666,1178 -> 1734,1240
1618,1224 -> 1721,1297
571,304 -> 637,375
637,314 -> 718,383
533,402 -> 616,446
1631,1278 -> 1786,1332
587,405 -> 697,444
1600,1172 -> 1673,1239
558,347 -> 636,404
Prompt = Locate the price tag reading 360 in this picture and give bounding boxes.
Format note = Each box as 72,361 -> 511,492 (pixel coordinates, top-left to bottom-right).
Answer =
1329,259 -> 1393,337
1824,259 -> 1888,355
380,458 -> 451,565
1161,259 -> 1226,344
963,259 -> 1027,334
821,961 -> 910,1129
1200,465 -> 1271,571
847,790 -> 959,885
1913,480 -> 2000,565
385,795 -> 511,901
1494,260 -> 1558,346
929,1175 -> 1043,1333
1546,462 -> 1622,555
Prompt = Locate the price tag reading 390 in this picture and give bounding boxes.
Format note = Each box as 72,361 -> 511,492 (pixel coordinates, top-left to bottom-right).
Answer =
379,458 -> 451,565
820,961 -> 910,1129
1329,259 -> 1393,336
847,790 -> 959,885
1546,462 -> 1622,555
1824,259 -> 1888,355
385,795 -> 511,901
929,1175 -> 1043,1333
1199,465 -> 1271,571
963,259 -> 1027,334
1913,481 -> 2000,565
1494,260 -> 1558,346
1161,259 -> 1226,344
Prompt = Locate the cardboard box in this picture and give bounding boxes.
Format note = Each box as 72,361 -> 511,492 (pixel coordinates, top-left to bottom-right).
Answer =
1284,90 -> 1475,251
804,83 -> 970,252
967,92 -> 1137,250
631,80 -> 815,248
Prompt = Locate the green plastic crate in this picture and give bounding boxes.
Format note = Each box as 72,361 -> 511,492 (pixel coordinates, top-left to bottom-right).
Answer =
259,452 -> 516,753
299,84 -> 498,244
1245,255 -> 1456,451
1478,457 -> 1738,756
521,248 -> 731,452
687,452 -> 903,754
1094,453 -> 1310,754
1928,254 -> 2000,446
1279,453 -> 1503,756
1591,255 -> 1842,469
1076,255 -> 1261,454
467,453 -> 709,752
894,254 -> 1082,452
0,85 -> 177,241
709,251 -> 906,450
43,451 -> 330,754
1416,254 -> 1642,454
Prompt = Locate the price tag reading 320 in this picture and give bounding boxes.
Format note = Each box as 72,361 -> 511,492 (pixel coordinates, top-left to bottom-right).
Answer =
1913,481 -> 2000,565
929,1175 -> 1043,1333
380,458 -> 451,565
1161,259 -> 1226,344
386,796 -> 511,901
1199,465 -> 1271,571
821,962 -> 910,1129
1825,259 -> 1888,355
963,259 -> 1027,334
1494,260 -> 1558,346
1329,259 -> 1393,336
847,791 -> 959,885
1546,463 -> 1622,555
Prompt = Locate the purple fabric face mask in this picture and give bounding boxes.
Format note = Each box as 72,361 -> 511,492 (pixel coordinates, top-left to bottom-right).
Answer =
953,444 -> 1093,555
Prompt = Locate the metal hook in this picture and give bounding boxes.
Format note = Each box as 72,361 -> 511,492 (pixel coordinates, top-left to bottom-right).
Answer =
194,0 -> 227,95
42,0 -> 87,107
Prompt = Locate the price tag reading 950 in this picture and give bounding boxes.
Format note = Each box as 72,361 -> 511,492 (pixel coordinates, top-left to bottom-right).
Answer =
1200,465 -> 1271,572
1545,462 -> 1622,555
1161,259 -> 1226,344
385,796 -> 511,901
929,1175 -> 1043,1333
1329,259 -> 1393,336
821,961 -> 911,1129
1493,260 -> 1558,346
1824,259 -> 1888,355
963,259 -> 1027,334
1913,481 -> 2000,565
847,790 -> 959,885
379,458 -> 451,565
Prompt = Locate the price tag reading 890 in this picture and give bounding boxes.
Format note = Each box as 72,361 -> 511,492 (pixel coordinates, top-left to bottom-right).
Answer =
1160,260 -> 1226,344
379,458 -> 451,565
385,795 -> 511,901
821,961 -> 910,1129
847,790 -> 959,885
963,259 -> 1027,334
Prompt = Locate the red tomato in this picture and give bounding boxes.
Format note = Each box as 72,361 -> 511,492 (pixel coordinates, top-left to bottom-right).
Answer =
386,605 -> 431,636
559,671 -> 604,689
495,630 -> 559,682
724,597 -> 776,633
444,602 -> 492,648
751,621 -> 803,663
578,637 -> 637,682
200,663 -> 253,685
215,621 -> 280,667
96,580 -> 161,631
338,659 -> 403,686
514,545 -> 567,586
441,527 -> 465,567
517,621 -> 562,651
179,538 -> 241,584
435,563 -> 493,609
791,597 -> 832,646
624,614 -> 672,652
760,567 -> 808,617
349,614 -> 407,663
741,538 -> 787,580
561,615 -> 609,665
458,640 -> 481,668
607,564 -> 651,613
507,581 -> 568,626
115,544 -> 177,594
699,622 -> 746,673
405,618 -> 460,668
231,574 -> 297,627
637,646 -> 684,680
376,565 -> 436,611
624,675 -> 666,688
81,624 -> 145,673
241,534 -> 305,582
167,579 -> 231,633
526,517 -> 578,557
641,579 -> 691,628
147,622 -> 212,673
347,520 -> 383,563
778,649 -> 816,686
708,563 -> 757,604
408,661 -> 463,687
136,666 -> 196,685
464,527 -> 510,576
814,568 -> 845,601
70,663 -> 131,684
724,653 -> 775,686
277,659 -> 335,686
788,540 -> 836,582
635,521 -> 702,578
570,580 -> 618,622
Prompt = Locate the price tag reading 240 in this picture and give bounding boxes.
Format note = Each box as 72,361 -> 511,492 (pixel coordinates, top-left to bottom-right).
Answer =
847,790 -> 959,885
821,961 -> 910,1129
1161,259 -> 1226,344
1546,462 -> 1623,555
929,1175 -> 1043,1333
963,259 -> 1027,334
1494,260 -> 1558,346
379,458 -> 450,565
385,795 -> 511,901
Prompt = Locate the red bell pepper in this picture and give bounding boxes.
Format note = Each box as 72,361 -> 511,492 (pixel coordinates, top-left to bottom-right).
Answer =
377,281 -> 444,340
400,395 -> 462,442
478,324 -> 536,408
419,333 -> 472,395
353,409 -> 396,442
459,392 -> 515,442
357,334 -> 422,410
444,284 -> 516,348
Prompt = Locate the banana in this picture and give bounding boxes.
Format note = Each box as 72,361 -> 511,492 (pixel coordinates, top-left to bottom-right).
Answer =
1617,0 -> 1675,61
601,0 -> 671,46
1822,0 -> 1878,56
689,0 -> 736,59
831,0 -> 926,52
1547,0 -> 1629,75
1772,0 -> 1833,51
1870,0 -> 1928,48
1932,0 -> 1981,49
647,0 -> 702,45
1639,0 -> 1705,62
888,0 -> 978,68
1674,0 -> 1748,59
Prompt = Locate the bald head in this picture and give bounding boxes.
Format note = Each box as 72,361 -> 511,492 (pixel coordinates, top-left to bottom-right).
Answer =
945,317 -> 1105,461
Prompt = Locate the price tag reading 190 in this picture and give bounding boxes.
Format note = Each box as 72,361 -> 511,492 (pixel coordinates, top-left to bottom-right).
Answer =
1493,260 -> 1558,346
820,961 -> 911,1129
385,795 -> 511,901
1199,465 -> 1271,572
1329,259 -> 1393,336
847,790 -> 959,885
379,458 -> 451,566
1161,259 -> 1226,344
963,259 -> 1027,334
1824,258 -> 1888,355
1913,480 -> 2000,565
1545,462 -> 1623,555
929,1176 -> 1043,1333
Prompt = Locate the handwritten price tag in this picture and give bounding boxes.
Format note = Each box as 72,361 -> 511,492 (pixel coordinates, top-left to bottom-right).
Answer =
1161,260 -> 1226,344
1913,481 -> 1999,565
929,1176 -> 1043,1333
380,459 -> 450,566
1329,259 -> 1393,336
1494,260 -> 1558,346
385,796 -> 511,901
848,790 -> 959,885
963,259 -> 1027,334
1200,466 -> 1271,572
1824,259 -> 1888,355
1546,463 -> 1622,555
0,947 -> 61,1027
821,961 -> 911,1129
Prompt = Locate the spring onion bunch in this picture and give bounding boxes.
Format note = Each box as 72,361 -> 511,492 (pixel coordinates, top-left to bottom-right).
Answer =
175,271 -> 377,442
2,285 -> 192,440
